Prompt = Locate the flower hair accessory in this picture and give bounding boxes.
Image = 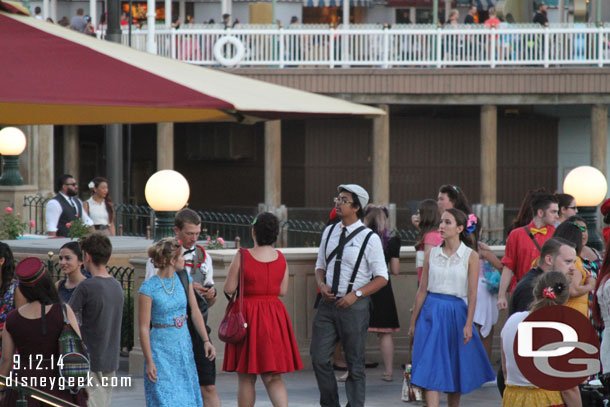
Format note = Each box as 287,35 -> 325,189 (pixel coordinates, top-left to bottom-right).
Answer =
542,286 -> 556,300
464,214 -> 477,236
88,181 -> 95,189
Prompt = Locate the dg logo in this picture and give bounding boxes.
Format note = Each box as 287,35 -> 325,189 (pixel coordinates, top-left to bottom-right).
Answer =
515,305 -> 600,391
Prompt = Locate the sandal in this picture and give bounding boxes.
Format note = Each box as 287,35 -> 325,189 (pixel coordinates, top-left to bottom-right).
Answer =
381,374 -> 393,382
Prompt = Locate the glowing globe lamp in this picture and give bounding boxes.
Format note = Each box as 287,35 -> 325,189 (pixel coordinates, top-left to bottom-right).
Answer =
563,165 -> 608,251
145,170 -> 190,240
0,127 -> 27,186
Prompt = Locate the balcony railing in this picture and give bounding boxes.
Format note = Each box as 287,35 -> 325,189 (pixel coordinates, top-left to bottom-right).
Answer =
116,24 -> 610,68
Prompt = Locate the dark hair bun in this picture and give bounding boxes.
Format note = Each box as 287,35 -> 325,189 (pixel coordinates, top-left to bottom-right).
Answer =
253,212 -> 279,246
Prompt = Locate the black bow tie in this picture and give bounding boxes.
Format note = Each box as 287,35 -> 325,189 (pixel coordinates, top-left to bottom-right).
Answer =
184,248 -> 196,255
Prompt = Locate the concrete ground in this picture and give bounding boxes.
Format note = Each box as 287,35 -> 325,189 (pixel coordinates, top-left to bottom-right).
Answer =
111,363 -> 502,407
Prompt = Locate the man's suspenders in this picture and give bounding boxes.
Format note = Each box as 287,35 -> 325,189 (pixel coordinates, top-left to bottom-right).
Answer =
346,231 -> 375,294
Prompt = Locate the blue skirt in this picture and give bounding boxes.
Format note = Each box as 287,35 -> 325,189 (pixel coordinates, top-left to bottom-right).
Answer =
412,293 -> 495,394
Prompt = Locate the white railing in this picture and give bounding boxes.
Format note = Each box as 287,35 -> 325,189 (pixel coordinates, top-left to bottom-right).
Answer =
117,25 -> 610,68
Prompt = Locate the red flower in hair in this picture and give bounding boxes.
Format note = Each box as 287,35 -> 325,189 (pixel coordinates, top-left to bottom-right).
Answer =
542,287 -> 556,300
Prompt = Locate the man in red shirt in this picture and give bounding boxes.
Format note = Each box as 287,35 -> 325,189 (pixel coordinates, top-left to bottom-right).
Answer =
497,193 -> 559,310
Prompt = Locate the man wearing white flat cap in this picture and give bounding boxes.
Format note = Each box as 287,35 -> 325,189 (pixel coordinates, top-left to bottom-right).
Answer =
311,184 -> 388,407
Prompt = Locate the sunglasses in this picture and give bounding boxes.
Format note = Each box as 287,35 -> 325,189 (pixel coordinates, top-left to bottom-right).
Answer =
64,182 -> 78,187
573,222 -> 586,233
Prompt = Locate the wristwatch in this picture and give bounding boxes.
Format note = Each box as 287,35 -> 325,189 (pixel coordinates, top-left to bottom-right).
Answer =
355,289 -> 363,299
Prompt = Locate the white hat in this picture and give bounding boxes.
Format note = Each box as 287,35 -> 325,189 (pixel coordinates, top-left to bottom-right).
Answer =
337,184 -> 369,209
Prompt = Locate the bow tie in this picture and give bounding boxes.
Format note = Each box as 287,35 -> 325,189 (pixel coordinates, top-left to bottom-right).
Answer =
184,248 -> 196,254
530,227 -> 547,236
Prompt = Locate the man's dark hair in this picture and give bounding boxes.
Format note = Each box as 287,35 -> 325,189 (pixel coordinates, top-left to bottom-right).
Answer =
338,188 -> 364,219
253,212 -> 279,246
35,6 -> 41,13
80,232 -> 112,267
540,237 -> 575,263
174,208 -> 202,230
56,174 -> 74,193
531,193 -> 557,217
222,13 -> 230,19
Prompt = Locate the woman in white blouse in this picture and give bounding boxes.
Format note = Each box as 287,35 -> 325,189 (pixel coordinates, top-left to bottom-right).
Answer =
408,208 -> 494,407
83,177 -> 115,236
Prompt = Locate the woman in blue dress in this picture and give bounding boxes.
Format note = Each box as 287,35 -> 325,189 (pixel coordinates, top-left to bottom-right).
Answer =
139,238 -> 216,407
408,208 -> 494,407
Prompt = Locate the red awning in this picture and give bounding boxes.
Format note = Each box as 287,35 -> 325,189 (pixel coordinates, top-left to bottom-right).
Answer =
0,8 -> 384,125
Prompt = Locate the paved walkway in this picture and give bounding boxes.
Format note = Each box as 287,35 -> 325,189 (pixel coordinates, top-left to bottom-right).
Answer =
111,367 -> 502,406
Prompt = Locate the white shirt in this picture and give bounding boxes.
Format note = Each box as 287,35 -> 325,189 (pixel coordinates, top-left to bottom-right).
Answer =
86,197 -> 110,226
501,311 -> 533,387
145,245 -> 214,285
427,242 -> 472,298
45,192 -> 94,232
315,220 -> 388,297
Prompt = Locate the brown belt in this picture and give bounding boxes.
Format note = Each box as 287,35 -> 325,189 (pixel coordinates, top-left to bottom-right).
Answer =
151,314 -> 187,329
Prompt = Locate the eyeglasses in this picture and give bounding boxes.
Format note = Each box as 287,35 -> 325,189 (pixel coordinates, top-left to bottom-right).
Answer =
64,183 -> 77,187
333,197 -> 353,206
567,206 -> 578,210
573,222 -> 587,233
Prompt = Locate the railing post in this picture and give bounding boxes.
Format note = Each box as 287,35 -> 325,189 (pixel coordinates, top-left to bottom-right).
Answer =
329,28 -> 335,69
543,27 -> 550,68
599,26 -> 604,68
171,28 -> 177,60
382,27 -> 390,69
436,28 -> 442,68
490,28 -> 496,68
279,28 -> 285,68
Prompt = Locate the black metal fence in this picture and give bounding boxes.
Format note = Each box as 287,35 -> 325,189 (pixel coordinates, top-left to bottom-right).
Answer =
48,259 -> 135,352
198,211 -> 255,248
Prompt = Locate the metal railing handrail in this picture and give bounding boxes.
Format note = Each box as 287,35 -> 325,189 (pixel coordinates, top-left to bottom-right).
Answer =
115,24 -> 610,69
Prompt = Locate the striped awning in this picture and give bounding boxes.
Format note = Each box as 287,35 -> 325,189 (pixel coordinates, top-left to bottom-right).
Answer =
304,0 -> 372,7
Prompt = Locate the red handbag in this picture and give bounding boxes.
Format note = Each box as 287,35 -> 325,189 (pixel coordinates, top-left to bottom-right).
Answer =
218,249 -> 248,344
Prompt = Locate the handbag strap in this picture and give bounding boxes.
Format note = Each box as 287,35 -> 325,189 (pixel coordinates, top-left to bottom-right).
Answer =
41,303 -> 47,336
176,270 -> 191,318
237,248 -> 244,314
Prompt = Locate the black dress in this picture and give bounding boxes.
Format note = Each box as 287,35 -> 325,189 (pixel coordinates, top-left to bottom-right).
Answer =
368,236 -> 401,331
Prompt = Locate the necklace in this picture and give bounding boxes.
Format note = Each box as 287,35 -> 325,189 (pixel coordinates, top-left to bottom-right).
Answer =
158,275 -> 175,295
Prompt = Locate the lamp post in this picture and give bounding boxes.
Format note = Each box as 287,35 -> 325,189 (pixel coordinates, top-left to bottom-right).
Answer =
145,170 -> 190,240
0,127 -> 27,186
563,165 -> 608,251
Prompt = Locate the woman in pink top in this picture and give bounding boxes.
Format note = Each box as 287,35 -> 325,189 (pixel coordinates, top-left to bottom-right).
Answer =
415,199 -> 443,283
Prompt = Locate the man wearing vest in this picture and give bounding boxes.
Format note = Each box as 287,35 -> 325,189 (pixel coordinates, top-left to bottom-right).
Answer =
145,208 -> 220,407
497,193 -> 559,310
45,174 -> 93,237
311,184 -> 388,407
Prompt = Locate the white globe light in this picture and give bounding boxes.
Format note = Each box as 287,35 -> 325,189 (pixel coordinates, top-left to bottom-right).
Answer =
0,127 -> 27,156
145,170 -> 190,211
563,166 -> 608,207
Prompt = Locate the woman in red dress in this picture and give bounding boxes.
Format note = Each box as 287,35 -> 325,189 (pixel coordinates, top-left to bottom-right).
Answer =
223,212 -> 303,407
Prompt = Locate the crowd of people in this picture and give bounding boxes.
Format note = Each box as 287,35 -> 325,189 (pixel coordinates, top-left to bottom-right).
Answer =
4,174 -> 610,407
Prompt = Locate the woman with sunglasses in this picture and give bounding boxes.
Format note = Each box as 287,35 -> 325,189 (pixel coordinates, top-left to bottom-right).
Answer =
555,193 -> 578,225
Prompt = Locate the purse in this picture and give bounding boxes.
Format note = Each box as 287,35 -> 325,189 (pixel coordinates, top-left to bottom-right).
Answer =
57,303 -> 90,393
401,339 -> 424,403
218,249 -> 248,344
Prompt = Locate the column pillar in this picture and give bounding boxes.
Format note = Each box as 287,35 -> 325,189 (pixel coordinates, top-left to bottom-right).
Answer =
146,0 -> 156,54
42,0 -> 49,20
444,0 -> 451,22
106,126 -> 123,204
372,105 -> 390,206
179,0 -> 186,25
591,104 -> 608,177
264,121 -> 281,208
480,105 -> 497,206
38,126 -> 54,197
63,126 -> 79,178
165,0 -> 172,27
50,0 -> 57,23
156,123 -> 174,170
90,0 -> 97,28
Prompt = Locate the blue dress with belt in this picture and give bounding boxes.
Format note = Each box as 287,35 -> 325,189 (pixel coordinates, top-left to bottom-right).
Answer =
139,274 -> 203,407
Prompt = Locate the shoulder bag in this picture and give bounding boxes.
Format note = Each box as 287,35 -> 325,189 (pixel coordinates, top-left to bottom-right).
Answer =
218,249 -> 247,344
58,303 -> 90,394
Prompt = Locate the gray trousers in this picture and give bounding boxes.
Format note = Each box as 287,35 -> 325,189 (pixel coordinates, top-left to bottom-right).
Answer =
310,297 -> 371,407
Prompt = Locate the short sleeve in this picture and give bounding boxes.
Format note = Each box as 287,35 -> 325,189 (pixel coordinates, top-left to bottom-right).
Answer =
139,278 -> 154,297
188,274 -> 193,284
387,236 -> 401,259
68,282 -> 86,313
